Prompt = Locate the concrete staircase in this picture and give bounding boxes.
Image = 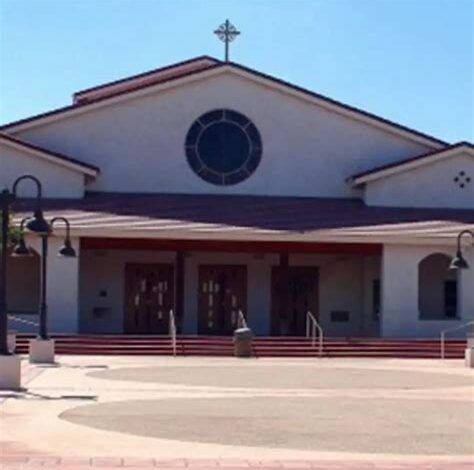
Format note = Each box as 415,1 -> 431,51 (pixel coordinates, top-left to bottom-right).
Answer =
13,335 -> 466,358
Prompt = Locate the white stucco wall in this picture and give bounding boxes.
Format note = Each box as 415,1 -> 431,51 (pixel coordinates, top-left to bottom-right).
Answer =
14,71 -> 432,199
79,248 -> 380,336
33,236 -> 80,333
0,142 -> 85,198
381,244 -> 474,338
8,236 -> 80,334
365,153 -> 474,209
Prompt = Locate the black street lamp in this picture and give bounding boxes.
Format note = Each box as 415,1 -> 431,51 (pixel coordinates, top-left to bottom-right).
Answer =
450,230 -> 473,270
0,175 -> 49,356
11,212 -> 76,342
1,175 -> 77,354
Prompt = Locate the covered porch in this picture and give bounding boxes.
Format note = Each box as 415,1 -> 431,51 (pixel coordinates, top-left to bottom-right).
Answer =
9,192 -> 474,338
78,237 -> 382,337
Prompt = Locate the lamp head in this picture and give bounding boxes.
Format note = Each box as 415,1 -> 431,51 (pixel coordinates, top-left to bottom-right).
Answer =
26,209 -> 50,235
11,238 -> 32,257
58,238 -> 76,258
449,251 -> 469,270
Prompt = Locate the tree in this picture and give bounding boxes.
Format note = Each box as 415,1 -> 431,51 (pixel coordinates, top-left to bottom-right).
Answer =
0,211 -> 20,247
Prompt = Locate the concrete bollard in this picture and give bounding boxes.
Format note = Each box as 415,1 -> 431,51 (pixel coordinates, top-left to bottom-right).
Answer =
7,330 -> 17,353
0,355 -> 21,390
29,338 -> 55,364
465,348 -> 474,368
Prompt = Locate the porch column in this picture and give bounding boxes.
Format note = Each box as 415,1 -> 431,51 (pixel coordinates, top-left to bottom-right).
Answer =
459,246 -> 474,320
380,245 -> 418,338
174,251 -> 185,334
278,252 -> 289,334
30,236 -> 80,333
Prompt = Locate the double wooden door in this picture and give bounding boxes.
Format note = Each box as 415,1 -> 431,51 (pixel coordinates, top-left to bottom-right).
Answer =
124,264 -> 174,334
198,265 -> 247,335
271,266 -> 319,336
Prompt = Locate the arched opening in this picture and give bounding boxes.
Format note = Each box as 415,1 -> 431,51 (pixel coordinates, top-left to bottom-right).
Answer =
7,251 -> 40,315
418,253 -> 458,320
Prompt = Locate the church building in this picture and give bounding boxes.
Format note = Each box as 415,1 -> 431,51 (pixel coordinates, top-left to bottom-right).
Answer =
2,54 -> 473,338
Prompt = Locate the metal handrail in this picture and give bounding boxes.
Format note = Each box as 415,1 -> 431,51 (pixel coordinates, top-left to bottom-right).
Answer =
440,320 -> 474,359
237,310 -> 248,329
8,314 -> 40,327
169,309 -> 177,357
306,311 -> 323,357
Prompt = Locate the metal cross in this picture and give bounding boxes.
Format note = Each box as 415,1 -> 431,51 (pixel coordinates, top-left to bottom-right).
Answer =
214,19 -> 240,62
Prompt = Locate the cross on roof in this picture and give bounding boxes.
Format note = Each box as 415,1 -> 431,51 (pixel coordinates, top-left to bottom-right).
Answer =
214,19 -> 240,62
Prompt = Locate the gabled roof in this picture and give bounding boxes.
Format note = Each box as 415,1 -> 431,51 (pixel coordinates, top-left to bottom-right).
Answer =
349,142 -> 474,186
0,57 -> 447,148
0,132 -> 99,177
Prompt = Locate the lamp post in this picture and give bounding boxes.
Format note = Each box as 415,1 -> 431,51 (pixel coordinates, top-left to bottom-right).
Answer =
1,175 -> 49,356
12,209 -> 76,360
449,229 -> 473,368
0,175 -> 50,389
449,230 -> 473,270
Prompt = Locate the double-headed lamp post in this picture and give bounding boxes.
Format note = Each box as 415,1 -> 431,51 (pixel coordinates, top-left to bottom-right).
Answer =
13,216 -> 76,342
0,175 -> 50,357
449,230 -> 473,270
1,175 -> 75,356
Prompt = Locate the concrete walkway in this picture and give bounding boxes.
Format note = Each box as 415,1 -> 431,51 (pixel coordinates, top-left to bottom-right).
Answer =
0,356 -> 473,469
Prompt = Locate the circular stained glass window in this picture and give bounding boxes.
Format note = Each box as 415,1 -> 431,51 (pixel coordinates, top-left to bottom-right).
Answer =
185,109 -> 262,185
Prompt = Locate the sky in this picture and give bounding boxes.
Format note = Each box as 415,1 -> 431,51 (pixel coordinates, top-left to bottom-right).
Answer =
0,0 -> 472,143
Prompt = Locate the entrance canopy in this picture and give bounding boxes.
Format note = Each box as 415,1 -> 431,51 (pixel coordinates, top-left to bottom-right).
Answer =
13,192 -> 474,244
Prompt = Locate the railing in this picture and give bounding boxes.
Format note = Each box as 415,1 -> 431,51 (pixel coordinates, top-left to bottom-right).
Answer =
8,314 -> 39,328
169,309 -> 177,357
440,320 -> 474,359
306,311 -> 323,357
237,310 -> 248,329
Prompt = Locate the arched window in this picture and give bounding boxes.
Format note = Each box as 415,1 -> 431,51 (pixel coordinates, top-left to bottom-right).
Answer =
418,253 -> 458,319
7,251 -> 40,315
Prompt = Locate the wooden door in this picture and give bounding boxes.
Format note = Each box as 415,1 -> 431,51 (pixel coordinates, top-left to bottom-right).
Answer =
124,264 -> 174,334
271,266 -> 319,336
198,265 -> 247,335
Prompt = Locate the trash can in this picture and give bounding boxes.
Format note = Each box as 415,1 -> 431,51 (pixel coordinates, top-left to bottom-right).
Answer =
233,327 -> 253,357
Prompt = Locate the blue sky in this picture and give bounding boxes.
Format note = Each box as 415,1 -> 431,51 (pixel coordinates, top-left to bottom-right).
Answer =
0,0 -> 472,142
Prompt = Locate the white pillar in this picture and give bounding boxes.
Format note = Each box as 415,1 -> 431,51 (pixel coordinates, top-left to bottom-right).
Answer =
30,236 -> 80,333
381,245 -> 419,338
459,247 -> 474,321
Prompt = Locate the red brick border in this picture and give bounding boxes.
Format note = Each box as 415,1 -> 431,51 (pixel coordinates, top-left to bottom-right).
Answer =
0,457 -> 472,470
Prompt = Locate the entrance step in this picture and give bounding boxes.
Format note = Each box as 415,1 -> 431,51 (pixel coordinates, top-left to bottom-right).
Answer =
12,335 -> 465,358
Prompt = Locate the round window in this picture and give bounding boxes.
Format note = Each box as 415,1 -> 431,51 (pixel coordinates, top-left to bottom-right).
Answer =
185,109 -> 262,185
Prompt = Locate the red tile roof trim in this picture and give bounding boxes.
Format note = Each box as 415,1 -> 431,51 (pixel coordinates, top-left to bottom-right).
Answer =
73,56 -> 220,104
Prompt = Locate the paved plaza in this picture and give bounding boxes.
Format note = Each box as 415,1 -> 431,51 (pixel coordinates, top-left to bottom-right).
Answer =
0,356 -> 473,469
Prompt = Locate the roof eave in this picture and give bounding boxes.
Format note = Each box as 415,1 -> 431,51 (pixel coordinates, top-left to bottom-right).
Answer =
0,133 -> 100,177
350,143 -> 474,186
0,61 -> 448,150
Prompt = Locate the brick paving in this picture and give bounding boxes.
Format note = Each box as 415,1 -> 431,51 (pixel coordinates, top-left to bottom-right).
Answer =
0,457 -> 472,469
2,357 -> 472,470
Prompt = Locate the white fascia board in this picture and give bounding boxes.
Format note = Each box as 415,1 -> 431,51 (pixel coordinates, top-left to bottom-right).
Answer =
4,65 -> 445,150
2,137 -> 98,177
351,146 -> 474,186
